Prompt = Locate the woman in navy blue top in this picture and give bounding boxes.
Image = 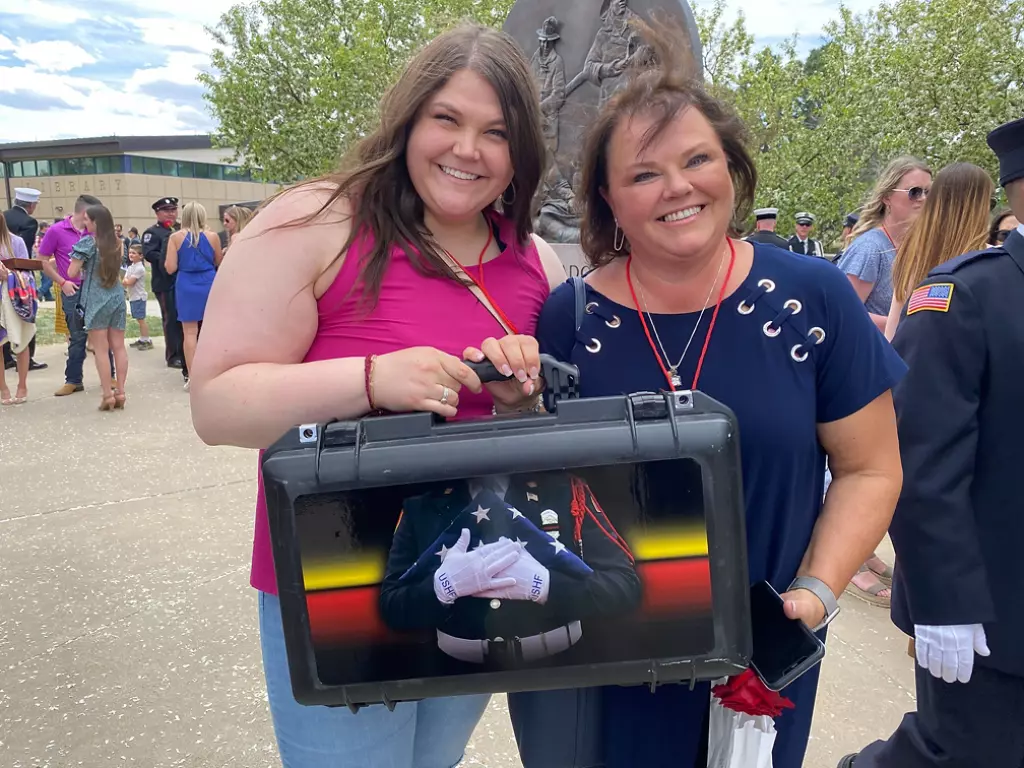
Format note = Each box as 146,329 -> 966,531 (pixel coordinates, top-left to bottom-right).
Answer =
514,23 -> 906,768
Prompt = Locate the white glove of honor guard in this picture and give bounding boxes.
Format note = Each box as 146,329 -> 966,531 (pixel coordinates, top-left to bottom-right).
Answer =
477,547 -> 551,604
433,529 -> 520,605
914,624 -> 991,684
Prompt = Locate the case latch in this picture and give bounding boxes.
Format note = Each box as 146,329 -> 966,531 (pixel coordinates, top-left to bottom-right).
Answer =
628,392 -> 670,420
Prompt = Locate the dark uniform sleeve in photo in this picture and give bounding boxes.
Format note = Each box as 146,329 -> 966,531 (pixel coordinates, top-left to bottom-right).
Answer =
379,473 -> 642,669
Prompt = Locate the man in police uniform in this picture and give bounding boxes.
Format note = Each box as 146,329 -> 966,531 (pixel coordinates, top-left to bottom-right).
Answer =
143,197 -> 185,376
787,212 -> 825,258
744,207 -> 790,248
3,188 -> 46,371
379,472 -> 641,668
840,117 -> 1024,768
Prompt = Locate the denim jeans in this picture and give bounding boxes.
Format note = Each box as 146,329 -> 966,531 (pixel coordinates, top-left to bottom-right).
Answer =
62,288 -> 87,385
258,591 -> 489,768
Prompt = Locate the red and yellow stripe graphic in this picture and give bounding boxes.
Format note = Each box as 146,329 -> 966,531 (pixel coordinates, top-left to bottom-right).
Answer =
627,522 -> 713,615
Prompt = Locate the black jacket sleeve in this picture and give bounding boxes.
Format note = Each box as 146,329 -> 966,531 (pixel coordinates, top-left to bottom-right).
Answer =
890,276 -> 996,626
378,506 -> 453,631
546,481 -> 643,619
142,227 -> 164,268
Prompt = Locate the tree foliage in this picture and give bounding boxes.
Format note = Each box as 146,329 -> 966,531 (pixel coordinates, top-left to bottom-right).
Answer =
694,0 -> 1024,245
200,0 -> 513,182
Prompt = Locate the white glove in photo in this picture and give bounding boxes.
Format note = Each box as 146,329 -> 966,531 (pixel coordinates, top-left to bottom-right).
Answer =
914,623 -> 990,684
433,529 -> 520,605
477,548 -> 551,604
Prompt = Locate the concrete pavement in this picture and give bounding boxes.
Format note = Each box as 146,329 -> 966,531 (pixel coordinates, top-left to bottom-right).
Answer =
1,339 -> 915,767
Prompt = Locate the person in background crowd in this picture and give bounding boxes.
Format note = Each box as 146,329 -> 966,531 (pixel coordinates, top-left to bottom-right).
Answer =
34,221 -> 54,302
745,206 -> 791,248
788,211 -> 825,258
127,227 -> 140,247
190,22 -> 563,768
165,201 -> 222,391
123,244 -> 153,351
67,204 -> 130,411
839,114 -> 1024,768
836,157 -> 930,608
115,223 -> 130,268
833,212 -> 860,263
0,214 -> 37,405
3,187 -> 46,371
143,197 -> 186,377
885,163 -> 993,341
221,205 -> 253,253
39,194 -> 103,397
988,206 -> 1019,247
528,21 -> 903,768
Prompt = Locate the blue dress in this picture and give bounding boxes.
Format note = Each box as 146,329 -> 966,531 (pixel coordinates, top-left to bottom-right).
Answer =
530,243 -> 906,768
174,232 -> 216,322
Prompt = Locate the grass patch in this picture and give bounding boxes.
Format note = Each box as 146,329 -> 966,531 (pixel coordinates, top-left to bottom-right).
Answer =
33,307 -> 164,347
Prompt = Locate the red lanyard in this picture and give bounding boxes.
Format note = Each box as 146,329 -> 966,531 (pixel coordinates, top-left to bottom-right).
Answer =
444,222 -> 519,335
625,239 -> 737,391
881,225 -> 896,249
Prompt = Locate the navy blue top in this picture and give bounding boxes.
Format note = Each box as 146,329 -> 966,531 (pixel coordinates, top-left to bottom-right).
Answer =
535,243 -> 906,767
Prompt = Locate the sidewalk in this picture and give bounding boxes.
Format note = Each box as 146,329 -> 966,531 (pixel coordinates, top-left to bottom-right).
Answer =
0,339 -> 916,767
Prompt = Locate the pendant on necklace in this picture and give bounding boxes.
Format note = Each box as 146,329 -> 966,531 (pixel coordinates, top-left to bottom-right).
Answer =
669,369 -> 682,389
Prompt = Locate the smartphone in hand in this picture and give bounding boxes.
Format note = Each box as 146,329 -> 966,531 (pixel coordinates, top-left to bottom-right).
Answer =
749,580 -> 826,691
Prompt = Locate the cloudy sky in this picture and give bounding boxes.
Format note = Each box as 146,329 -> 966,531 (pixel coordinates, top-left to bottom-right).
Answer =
0,0 -> 874,144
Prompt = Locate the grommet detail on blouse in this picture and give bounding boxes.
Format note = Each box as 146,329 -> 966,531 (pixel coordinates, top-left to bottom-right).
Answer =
790,326 -> 827,363
605,315 -> 621,328
784,299 -> 803,315
585,302 -> 599,314
757,279 -> 776,292
737,300 -> 755,315
763,321 -> 782,338
808,326 -> 826,344
586,338 -> 602,353
791,345 -> 809,362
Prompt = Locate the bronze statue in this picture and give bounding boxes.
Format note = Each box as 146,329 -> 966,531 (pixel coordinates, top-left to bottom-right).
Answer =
531,17 -> 567,156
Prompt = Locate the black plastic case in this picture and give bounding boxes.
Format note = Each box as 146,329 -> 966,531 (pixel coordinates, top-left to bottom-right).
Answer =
262,389 -> 751,709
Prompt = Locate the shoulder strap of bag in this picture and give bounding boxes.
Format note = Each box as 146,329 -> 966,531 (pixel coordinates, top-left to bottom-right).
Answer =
570,275 -> 586,332
436,248 -> 515,336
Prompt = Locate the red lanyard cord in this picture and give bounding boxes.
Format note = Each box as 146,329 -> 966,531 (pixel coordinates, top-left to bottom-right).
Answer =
626,238 -> 737,391
443,222 -> 519,335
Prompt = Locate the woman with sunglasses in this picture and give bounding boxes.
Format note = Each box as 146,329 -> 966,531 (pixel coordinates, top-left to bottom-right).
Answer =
885,163 -> 994,341
835,156 -> 930,609
988,207 -> 1019,247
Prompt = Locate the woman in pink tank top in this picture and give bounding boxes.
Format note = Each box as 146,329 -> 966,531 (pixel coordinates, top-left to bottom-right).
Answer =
189,23 -> 566,768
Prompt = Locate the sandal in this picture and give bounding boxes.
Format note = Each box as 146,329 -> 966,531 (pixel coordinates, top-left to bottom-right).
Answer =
0,394 -> 13,406
113,389 -> 126,410
864,556 -> 894,586
845,565 -> 891,607
98,394 -> 117,411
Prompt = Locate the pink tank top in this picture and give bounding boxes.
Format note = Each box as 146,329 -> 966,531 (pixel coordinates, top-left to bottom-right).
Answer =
250,212 -> 549,594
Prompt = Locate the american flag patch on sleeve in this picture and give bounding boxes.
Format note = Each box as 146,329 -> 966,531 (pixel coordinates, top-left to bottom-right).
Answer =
907,283 -> 954,315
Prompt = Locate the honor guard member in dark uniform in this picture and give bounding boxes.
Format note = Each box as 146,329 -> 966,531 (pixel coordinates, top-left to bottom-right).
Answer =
143,197 -> 186,376
3,187 -> 46,371
379,473 -> 642,667
840,117 -> 1024,768
745,207 -> 790,248
788,212 -> 825,258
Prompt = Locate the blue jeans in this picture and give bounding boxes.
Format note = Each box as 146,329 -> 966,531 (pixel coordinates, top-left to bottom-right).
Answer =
62,288 -> 87,385
258,591 -> 490,768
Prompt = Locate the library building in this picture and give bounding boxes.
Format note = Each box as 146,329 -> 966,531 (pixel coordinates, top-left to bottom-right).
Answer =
0,135 -> 281,233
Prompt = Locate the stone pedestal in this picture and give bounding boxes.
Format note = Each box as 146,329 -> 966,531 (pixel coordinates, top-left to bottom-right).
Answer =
549,242 -> 591,277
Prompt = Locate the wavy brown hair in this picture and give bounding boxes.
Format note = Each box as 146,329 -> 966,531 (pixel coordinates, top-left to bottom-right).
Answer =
84,205 -> 123,289
577,16 -> 755,267
272,23 -> 544,302
0,210 -> 14,259
989,207 -> 1015,245
893,163 -> 993,303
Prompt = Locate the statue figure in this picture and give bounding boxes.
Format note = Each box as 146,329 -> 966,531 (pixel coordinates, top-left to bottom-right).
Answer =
566,0 -> 644,106
534,164 -> 581,244
531,16 -> 567,156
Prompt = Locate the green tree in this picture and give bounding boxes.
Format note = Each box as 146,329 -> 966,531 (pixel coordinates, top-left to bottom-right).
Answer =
200,0 -> 514,183
693,0 -> 754,97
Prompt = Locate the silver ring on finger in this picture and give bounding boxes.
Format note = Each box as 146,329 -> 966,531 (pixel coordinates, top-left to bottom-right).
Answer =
440,386 -> 450,405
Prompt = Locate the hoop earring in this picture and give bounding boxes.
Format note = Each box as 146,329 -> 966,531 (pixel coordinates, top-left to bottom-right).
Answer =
502,184 -> 517,205
613,222 -> 625,252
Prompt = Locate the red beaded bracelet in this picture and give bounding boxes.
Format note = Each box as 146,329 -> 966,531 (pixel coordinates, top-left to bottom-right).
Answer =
364,354 -> 378,411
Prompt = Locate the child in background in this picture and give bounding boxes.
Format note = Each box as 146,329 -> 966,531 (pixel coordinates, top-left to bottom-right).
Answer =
122,245 -> 153,350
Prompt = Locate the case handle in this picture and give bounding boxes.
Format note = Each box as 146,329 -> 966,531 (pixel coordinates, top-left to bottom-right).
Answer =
465,353 -> 580,409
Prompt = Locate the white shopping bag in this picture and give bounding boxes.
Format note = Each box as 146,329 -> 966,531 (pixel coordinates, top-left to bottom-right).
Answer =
707,686 -> 776,768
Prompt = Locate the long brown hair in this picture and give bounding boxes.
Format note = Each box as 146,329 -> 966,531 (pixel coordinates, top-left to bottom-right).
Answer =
893,163 -> 993,303
577,17 -> 754,267
272,23 -> 544,302
0,211 -> 13,259
85,204 -> 122,289
851,156 -> 932,239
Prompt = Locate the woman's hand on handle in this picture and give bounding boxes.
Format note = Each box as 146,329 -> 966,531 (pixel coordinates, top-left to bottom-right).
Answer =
463,335 -> 542,412
372,347 -> 483,418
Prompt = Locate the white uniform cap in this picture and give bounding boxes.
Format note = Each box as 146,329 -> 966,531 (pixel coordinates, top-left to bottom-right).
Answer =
753,207 -> 779,219
14,187 -> 41,203
795,211 -> 816,224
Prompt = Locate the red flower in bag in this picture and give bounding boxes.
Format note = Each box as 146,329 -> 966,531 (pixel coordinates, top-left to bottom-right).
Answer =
712,669 -> 796,718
